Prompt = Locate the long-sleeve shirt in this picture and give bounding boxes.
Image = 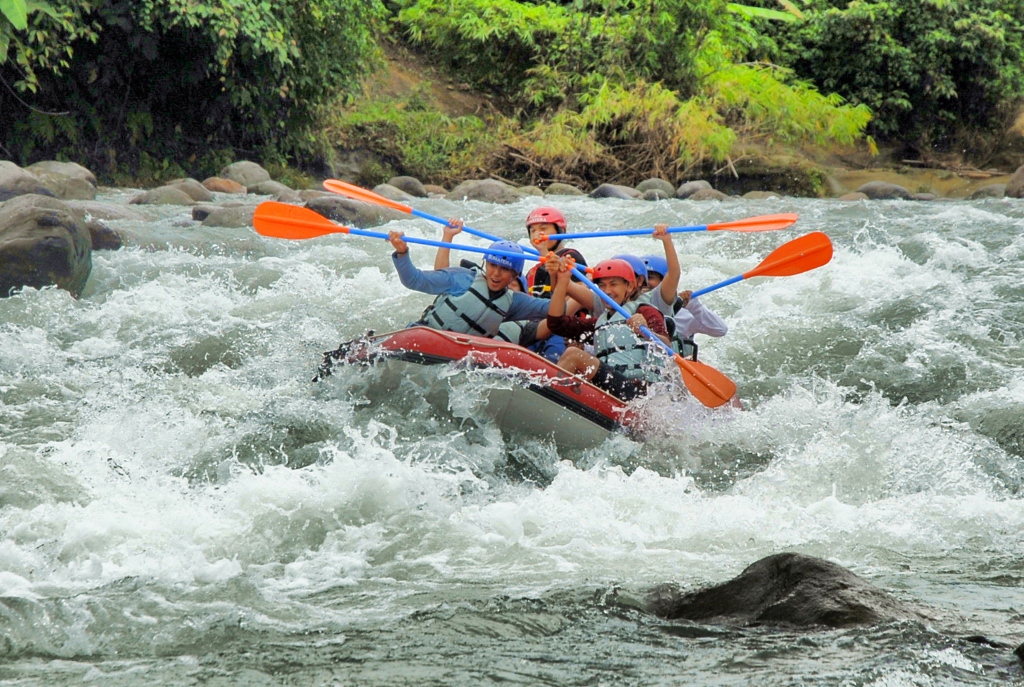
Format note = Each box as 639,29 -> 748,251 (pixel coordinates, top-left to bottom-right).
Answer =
671,297 -> 728,339
392,252 -> 550,322
546,303 -> 668,343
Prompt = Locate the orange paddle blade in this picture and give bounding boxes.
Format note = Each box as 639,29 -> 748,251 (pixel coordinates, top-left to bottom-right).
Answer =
323,179 -> 413,214
253,202 -> 351,240
707,213 -> 799,233
675,356 -> 737,408
744,231 -> 833,279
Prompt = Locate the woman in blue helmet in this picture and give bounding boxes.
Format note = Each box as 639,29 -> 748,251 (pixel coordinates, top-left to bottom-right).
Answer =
640,254 -> 728,358
387,230 -> 551,337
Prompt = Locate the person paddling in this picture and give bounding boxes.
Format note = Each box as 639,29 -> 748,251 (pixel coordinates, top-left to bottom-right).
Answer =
641,254 -> 728,358
544,252 -> 672,402
388,230 -> 550,336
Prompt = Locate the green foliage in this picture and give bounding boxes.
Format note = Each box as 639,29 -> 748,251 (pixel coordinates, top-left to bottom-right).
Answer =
764,0 -> 1024,144
1,0 -> 385,179
328,89 -> 498,184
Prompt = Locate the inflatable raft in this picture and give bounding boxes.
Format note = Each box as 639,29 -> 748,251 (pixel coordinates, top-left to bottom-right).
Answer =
317,326 -> 636,449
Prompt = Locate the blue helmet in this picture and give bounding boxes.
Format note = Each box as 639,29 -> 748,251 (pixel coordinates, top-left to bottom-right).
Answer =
641,254 -> 669,278
485,240 -> 525,275
611,254 -> 648,282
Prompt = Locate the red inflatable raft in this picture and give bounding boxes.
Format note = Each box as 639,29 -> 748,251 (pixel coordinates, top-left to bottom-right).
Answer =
318,326 -> 637,448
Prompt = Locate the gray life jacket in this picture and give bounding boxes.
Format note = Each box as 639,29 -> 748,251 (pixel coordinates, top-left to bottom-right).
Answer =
494,319 -> 541,347
420,270 -> 514,337
592,297 -> 665,382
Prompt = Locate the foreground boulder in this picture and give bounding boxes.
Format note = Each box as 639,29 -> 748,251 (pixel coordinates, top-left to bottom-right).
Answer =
447,179 -> 523,204
0,194 -> 92,297
30,170 -> 96,201
855,181 -> 913,200
85,220 -> 123,251
305,196 -> 406,228
0,161 -> 56,202
1006,164 -> 1024,198
646,553 -> 926,628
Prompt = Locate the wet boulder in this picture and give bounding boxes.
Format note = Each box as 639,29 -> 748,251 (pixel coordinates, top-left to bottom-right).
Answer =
372,183 -> 416,203
30,170 -> 96,201
1002,165 -> 1024,198
546,182 -> 585,196
220,161 -> 271,188
743,191 -> 781,200
85,220 -> 123,251
0,161 -> 56,202
305,196 -> 405,228
636,178 -> 675,196
968,184 -> 1006,200
168,178 -> 214,202
130,186 -> 196,206
248,180 -> 301,203
646,553 -> 926,629
424,184 -> 448,196
447,179 -> 523,204
589,183 -> 640,199
855,181 -> 913,200
675,180 -> 713,199
25,161 -> 97,187
202,206 -> 256,228
387,176 -> 428,198
642,189 -> 669,201
688,188 -> 730,201
66,201 -> 145,222
0,194 -> 92,297
517,185 -> 545,196
201,177 -> 247,194
838,192 -> 869,201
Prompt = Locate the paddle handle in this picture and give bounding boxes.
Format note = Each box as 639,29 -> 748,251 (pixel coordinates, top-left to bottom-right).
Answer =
689,274 -> 745,299
351,227 -> 545,265
555,225 -> 708,240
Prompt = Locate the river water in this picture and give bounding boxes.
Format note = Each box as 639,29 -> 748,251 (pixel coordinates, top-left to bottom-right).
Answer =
1,191 -> 1022,685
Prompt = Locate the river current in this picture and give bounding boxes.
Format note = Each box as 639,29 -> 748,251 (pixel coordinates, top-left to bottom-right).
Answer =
1,191 -> 1022,685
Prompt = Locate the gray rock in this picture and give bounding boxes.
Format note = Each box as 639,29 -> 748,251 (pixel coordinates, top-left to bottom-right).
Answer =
517,185 -> 545,197
424,184 -> 448,195
647,553 -> 927,628
372,183 -> 417,203
688,188 -> 729,201
446,179 -> 523,204
248,180 -> 294,196
675,180 -> 713,199
30,171 -> 96,201
191,204 -> 221,222
220,161 -> 271,188
855,181 -> 913,200
66,201 -> 145,222
838,192 -> 869,201
642,189 -> 669,201
387,176 -> 428,198
743,191 -> 781,200
202,206 -> 256,229
129,186 -> 196,206
168,178 -> 214,203
969,184 -> 1006,200
305,196 -> 406,228
912,193 -> 937,201
589,183 -> 640,199
1008,165 -> 1024,198
26,161 -> 97,186
201,177 -> 247,194
0,194 -> 92,297
545,182 -> 585,196
298,190 -> 333,202
0,161 -> 56,202
636,178 -> 675,195
85,220 -> 122,251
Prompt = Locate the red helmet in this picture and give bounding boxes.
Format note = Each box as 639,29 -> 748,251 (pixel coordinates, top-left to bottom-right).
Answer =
525,207 -> 567,233
591,259 -> 636,285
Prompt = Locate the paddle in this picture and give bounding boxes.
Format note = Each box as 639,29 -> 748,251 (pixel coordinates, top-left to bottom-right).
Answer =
689,232 -> 833,299
253,201 -> 737,408
533,213 -> 798,242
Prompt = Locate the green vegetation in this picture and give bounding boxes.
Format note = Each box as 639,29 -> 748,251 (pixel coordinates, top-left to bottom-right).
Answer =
1,0 -> 384,181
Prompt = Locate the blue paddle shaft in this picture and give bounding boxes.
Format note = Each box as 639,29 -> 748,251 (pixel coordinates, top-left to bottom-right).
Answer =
556,225 -> 709,240
689,274 -> 745,299
349,227 -> 543,264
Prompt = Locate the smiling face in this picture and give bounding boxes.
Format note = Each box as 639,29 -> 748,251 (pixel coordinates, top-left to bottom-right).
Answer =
595,276 -> 633,305
644,272 -> 662,292
529,222 -> 561,251
484,262 -> 518,292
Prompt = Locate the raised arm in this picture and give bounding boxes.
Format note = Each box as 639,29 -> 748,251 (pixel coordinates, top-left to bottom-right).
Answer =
433,218 -> 464,270
653,223 -> 680,307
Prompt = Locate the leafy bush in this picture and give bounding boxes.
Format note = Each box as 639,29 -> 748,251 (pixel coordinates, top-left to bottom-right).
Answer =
764,0 -> 1024,145
1,0 -> 385,179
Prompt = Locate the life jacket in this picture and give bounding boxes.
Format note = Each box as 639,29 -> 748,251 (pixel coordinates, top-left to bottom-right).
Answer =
494,319 -> 532,346
592,296 -> 665,382
665,317 -> 697,360
526,263 -> 552,298
420,270 -> 514,337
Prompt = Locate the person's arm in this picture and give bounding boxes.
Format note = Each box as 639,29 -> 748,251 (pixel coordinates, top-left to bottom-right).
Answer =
653,224 -> 681,308
683,294 -> 728,337
634,304 -> 670,345
433,218 -> 463,270
390,231 -> 472,295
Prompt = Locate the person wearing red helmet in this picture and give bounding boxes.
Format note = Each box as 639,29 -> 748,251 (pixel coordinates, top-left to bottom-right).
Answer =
543,243 -> 672,402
